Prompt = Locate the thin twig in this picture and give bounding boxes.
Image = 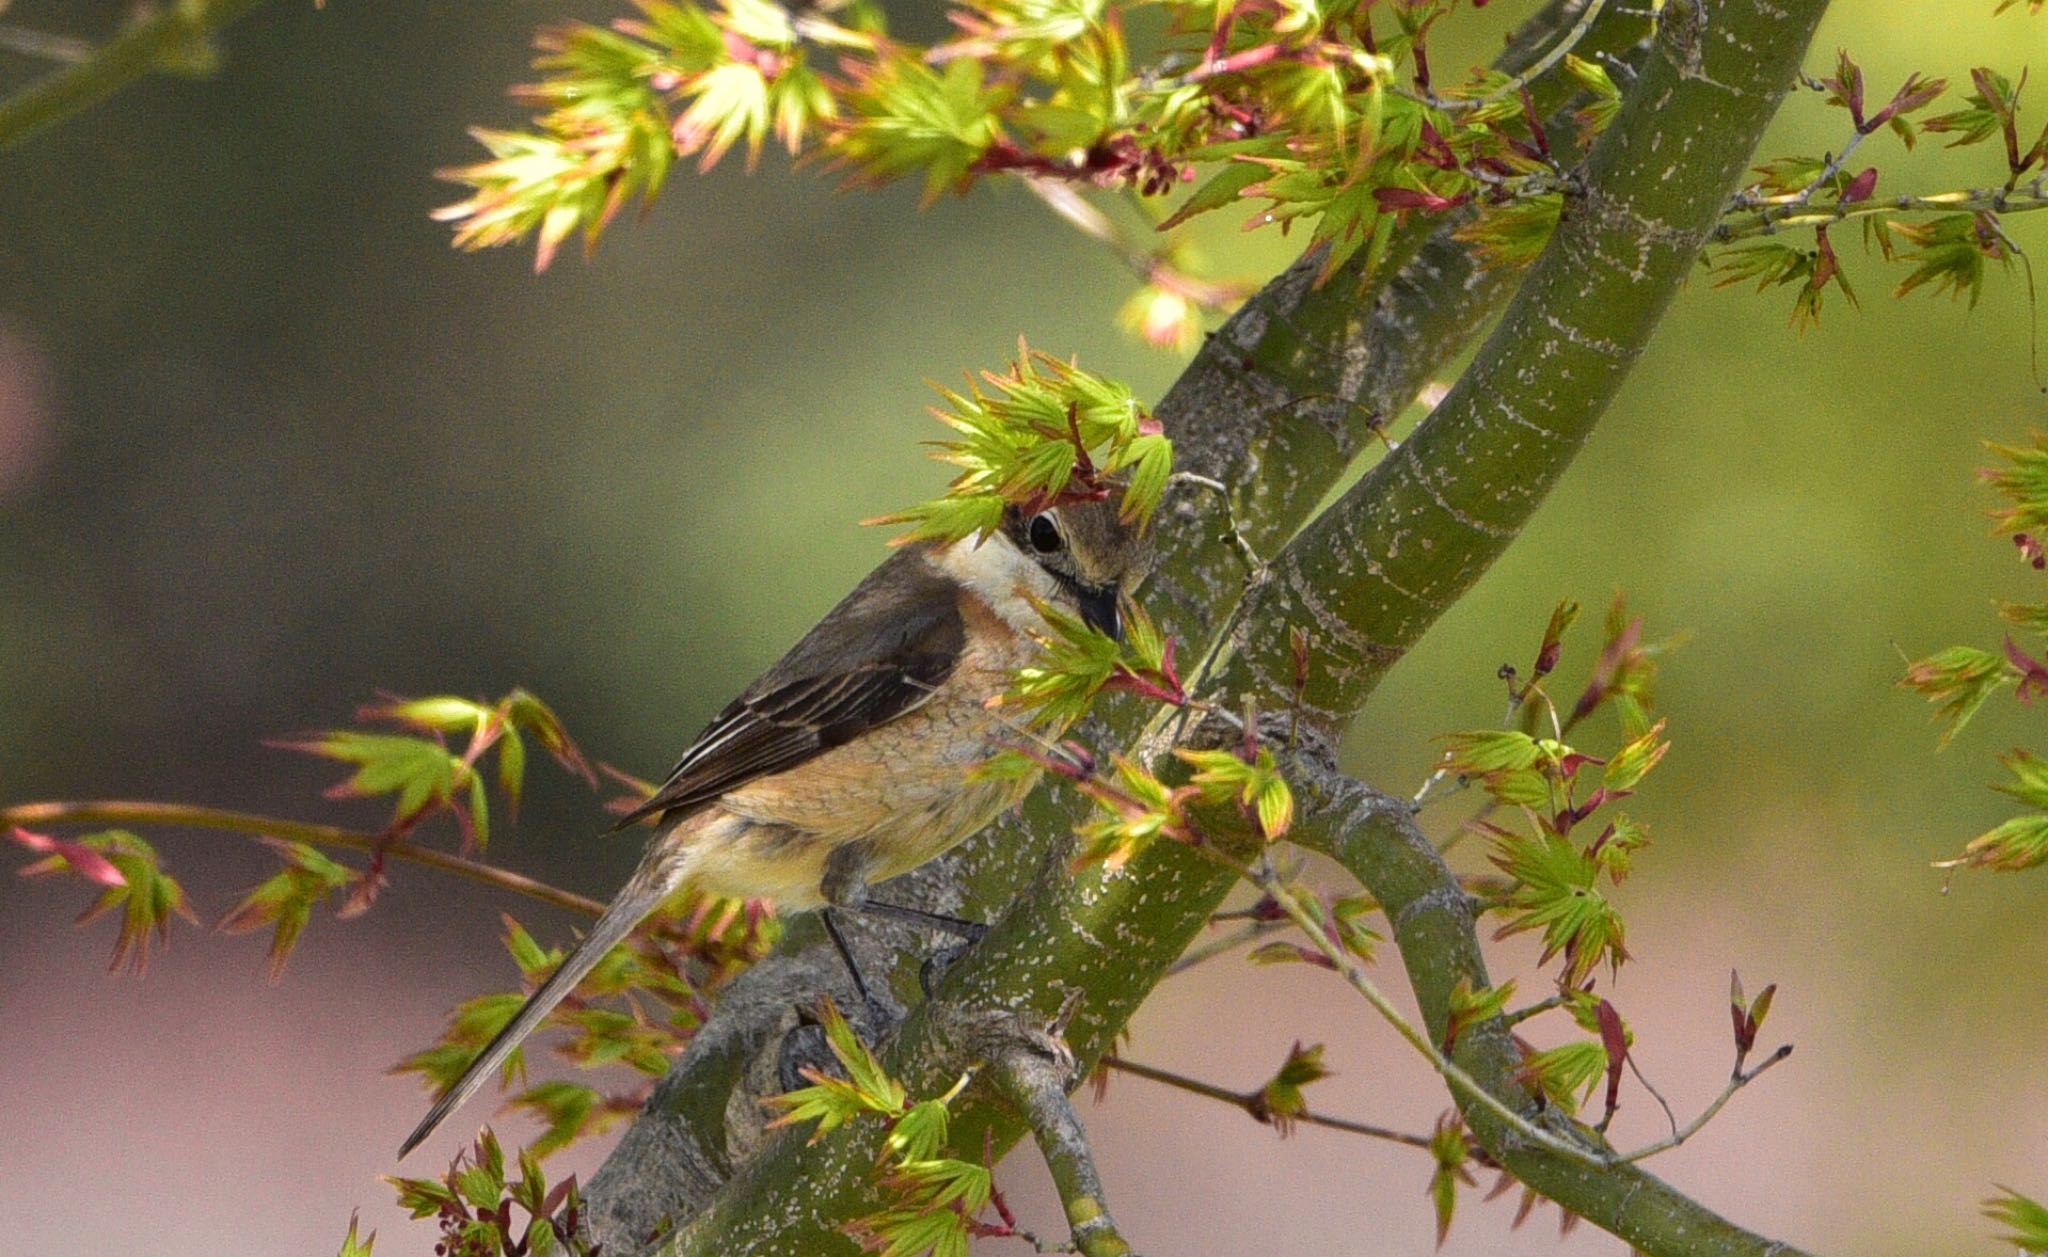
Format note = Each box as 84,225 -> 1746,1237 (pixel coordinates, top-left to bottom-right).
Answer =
1166,473 -> 1264,576
1623,1052 -> 1682,1140
1022,179 -> 1244,313
0,23 -> 93,64
1398,0 -> 1609,114
1164,919 -> 1287,975
1715,178 -> 2048,242
0,799 -> 606,917
977,1007 -> 1138,1257
1248,861 -> 1607,1167
0,0 -> 272,148
1502,994 -> 1571,1027
1616,1045 -> 1793,1164
1099,1054 -> 1436,1152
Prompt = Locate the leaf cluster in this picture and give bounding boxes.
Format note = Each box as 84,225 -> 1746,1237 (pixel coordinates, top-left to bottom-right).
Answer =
1715,55 -> 2048,326
441,0 -> 1615,294
1439,599 -> 1678,989
1906,433 -> 2048,874
760,1001 -> 998,1257
8,827 -> 198,972
277,690 -> 595,852
380,1129 -> 597,1257
870,344 -> 1171,547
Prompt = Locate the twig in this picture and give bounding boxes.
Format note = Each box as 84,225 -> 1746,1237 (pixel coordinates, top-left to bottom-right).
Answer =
1624,1052 -> 1682,1139
1166,473 -> 1264,576
972,1002 -> 1139,1257
1502,994 -> 1571,1027
1399,0 -> 1610,114
1098,1054 -> 1439,1152
1779,128 -> 1873,215
1022,179 -> 1244,313
0,23 -> 93,64
1616,1045 -> 1792,1164
0,0 -> 272,148
1247,860 -> 1607,1167
1164,919 -> 1287,975
0,799 -> 606,917
1715,178 -> 2048,242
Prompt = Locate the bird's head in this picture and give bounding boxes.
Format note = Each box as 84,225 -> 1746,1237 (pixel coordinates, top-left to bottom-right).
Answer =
993,493 -> 1153,640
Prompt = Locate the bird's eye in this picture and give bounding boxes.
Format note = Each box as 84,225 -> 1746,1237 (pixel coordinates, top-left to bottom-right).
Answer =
1027,513 -> 1064,555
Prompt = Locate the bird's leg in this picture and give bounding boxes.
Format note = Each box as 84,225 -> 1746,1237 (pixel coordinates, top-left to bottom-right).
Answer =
852,898 -> 990,944
820,906 -> 877,1006
777,904 -> 904,1093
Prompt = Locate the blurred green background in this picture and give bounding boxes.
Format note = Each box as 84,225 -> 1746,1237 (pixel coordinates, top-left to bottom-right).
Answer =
1,1 -> 2044,1253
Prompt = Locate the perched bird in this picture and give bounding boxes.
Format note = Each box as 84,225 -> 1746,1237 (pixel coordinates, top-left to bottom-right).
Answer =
399,495 -> 1149,1157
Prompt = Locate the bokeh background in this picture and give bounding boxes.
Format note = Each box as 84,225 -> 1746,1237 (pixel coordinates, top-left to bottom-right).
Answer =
2,1 -> 2045,1253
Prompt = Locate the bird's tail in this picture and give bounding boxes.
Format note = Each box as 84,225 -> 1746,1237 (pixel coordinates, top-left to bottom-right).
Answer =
397,826 -> 695,1159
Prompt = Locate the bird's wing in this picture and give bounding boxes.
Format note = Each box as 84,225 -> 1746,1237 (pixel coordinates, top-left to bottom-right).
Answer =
613,546 -> 967,827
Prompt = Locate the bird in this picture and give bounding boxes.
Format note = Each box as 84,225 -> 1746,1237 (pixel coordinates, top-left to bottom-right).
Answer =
398,494 -> 1149,1158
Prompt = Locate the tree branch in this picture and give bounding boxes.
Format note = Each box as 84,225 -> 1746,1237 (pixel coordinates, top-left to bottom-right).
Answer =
1288,766 -> 1818,1257
974,1004 -> 1137,1257
0,0 -> 272,149
583,2 -> 1666,1248
1098,1054 -> 1437,1152
0,799 -> 607,917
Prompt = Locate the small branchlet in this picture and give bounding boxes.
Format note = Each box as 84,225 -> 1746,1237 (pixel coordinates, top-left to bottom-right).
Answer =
1712,53 -> 2048,330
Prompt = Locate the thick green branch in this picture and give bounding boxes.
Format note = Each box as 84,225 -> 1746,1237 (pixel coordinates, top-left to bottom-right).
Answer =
0,0 -> 270,149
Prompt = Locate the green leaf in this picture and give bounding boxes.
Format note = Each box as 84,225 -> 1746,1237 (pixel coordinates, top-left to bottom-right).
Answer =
1443,976 -> 1513,1051
1984,1186 -> 2048,1249
1899,644 -> 2011,745
886,1097 -> 953,1164
1452,193 -> 1562,269
1938,812 -> 2048,872
1255,1041 -> 1331,1133
217,839 -> 355,978
834,52 -> 1009,204
284,731 -> 472,831
762,998 -> 906,1138
15,830 -> 199,973
335,1213 -> 375,1257
869,345 -> 1169,545
1520,1039 -> 1607,1113
1437,730 -> 1543,775
1160,160 -> 1268,230
1177,746 -> 1293,839
1601,718 -> 1669,792
510,1079 -> 628,1158
1427,1115 -> 1474,1246
1991,748 -> 2048,809
1888,213 -> 2003,307
1489,830 -> 1629,986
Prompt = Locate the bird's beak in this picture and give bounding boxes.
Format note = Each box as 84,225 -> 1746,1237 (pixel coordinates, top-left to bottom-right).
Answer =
1078,584 -> 1121,641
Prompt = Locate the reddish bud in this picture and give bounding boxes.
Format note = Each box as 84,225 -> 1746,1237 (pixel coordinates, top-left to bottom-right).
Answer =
2006,635 -> 2048,702
2017,533 -> 2046,569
